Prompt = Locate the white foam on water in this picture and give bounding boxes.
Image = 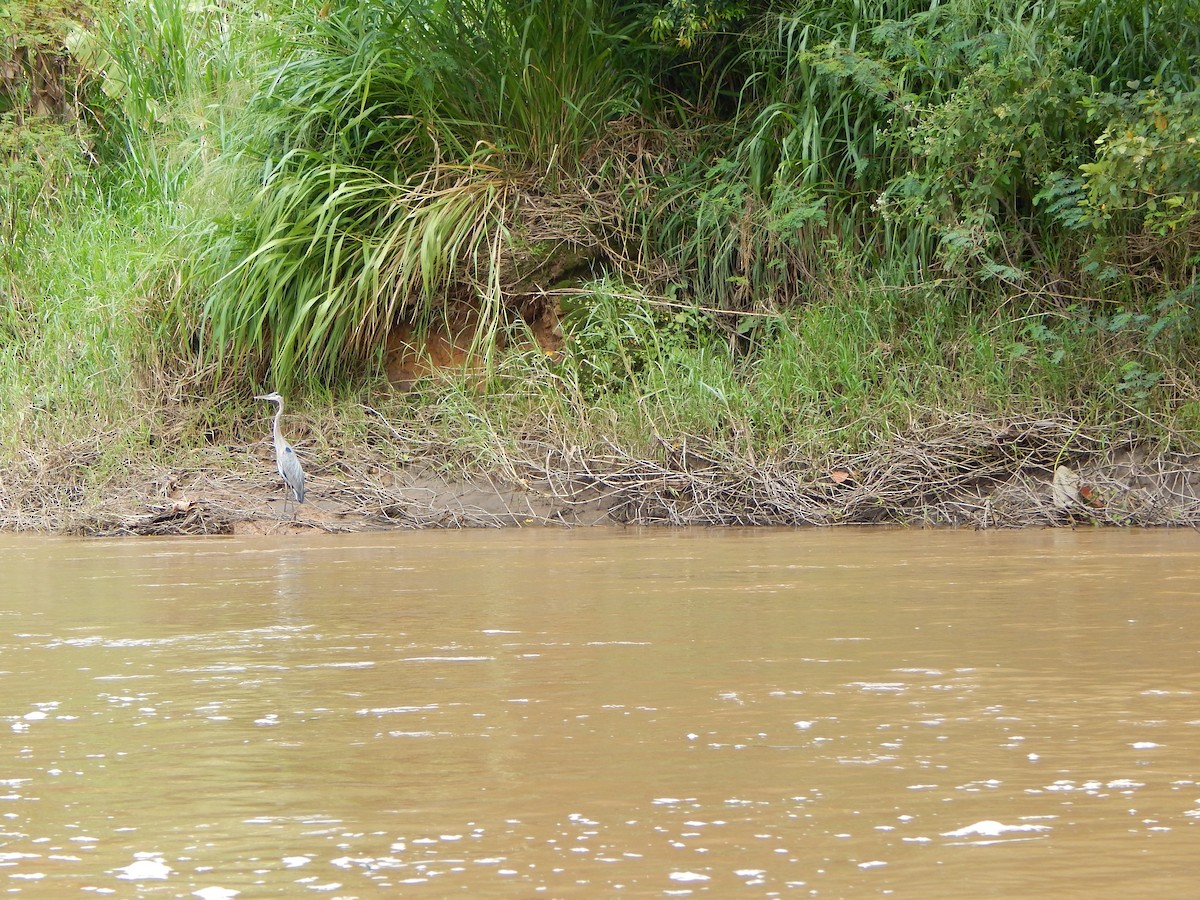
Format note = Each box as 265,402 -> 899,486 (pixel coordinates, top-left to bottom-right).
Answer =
849,682 -> 906,692
941,820 -> 1051,838
669,871 -> 710,882
114,857 -> 172,880
193,888 -> 239,900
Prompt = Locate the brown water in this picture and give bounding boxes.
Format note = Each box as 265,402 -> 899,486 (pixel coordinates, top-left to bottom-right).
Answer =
1,528 -> 1198,897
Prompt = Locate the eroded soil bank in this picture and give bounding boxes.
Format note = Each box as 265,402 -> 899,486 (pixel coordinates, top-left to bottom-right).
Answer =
2,414 -> 1198,536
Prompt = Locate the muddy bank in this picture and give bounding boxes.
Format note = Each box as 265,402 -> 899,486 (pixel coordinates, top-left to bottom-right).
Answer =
2,414 -> 1198,536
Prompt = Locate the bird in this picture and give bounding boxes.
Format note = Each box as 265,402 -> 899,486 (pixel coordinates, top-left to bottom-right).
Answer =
254,392 -> 305,514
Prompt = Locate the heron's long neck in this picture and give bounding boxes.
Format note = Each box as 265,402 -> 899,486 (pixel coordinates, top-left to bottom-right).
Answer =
272,402 -> 285,444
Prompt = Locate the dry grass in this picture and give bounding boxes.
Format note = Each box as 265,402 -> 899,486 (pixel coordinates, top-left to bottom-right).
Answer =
518,414 -> 1200,528
3,411 -> 1198,536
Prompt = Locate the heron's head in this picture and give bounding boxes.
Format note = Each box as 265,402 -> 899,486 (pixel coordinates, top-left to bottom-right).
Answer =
254,392 -> 284,404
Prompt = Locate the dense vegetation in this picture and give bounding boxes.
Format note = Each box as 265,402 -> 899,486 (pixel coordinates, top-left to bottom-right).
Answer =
1,0 -> 1198,526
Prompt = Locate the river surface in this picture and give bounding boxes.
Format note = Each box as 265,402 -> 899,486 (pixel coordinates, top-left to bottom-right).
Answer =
1,527 -> 1198,897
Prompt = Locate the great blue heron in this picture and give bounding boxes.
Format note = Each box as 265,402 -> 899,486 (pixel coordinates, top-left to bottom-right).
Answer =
254,392 -> 305,513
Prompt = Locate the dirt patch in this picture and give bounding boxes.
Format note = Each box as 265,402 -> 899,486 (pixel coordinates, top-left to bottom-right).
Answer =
383,295 -> 564,390
0,447 -> 616,536
2,413 -> 1199,535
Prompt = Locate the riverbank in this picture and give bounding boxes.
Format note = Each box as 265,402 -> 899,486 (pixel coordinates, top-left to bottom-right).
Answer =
3,409 -> 1196,536
4,1 -> 1198,538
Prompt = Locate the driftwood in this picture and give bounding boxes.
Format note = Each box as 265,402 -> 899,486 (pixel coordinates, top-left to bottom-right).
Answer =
514,416 -> 1200,528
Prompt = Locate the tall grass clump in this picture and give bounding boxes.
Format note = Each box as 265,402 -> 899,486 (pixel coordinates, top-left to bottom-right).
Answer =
197,0 -> 647,385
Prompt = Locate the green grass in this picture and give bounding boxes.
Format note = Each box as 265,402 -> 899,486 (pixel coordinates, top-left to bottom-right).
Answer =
2,200 -> 144,445
538,275 -> 1191,461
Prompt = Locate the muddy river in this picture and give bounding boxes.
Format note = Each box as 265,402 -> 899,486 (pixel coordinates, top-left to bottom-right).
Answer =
1,527 -> 1198,896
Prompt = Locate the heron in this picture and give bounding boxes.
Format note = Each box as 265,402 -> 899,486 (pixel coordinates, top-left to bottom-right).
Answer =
254,392 -> 305,515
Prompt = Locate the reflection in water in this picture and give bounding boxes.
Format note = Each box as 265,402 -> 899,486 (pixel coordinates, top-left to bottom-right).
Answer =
1,528 -> 1199,896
